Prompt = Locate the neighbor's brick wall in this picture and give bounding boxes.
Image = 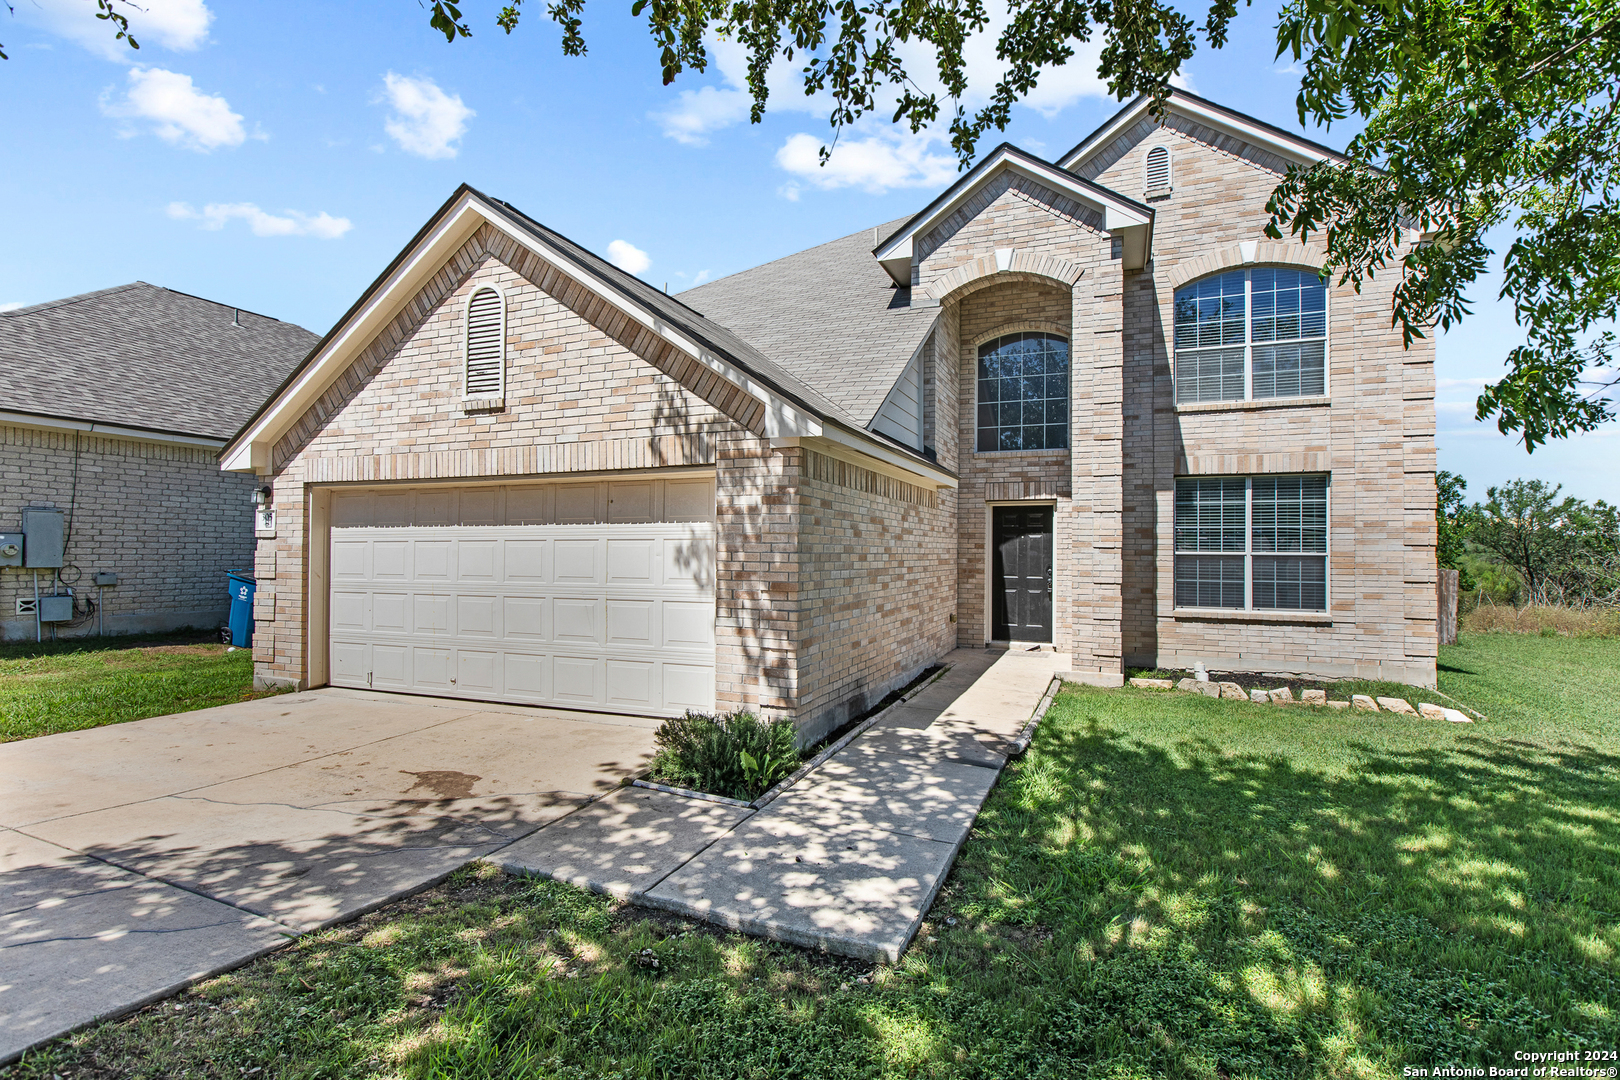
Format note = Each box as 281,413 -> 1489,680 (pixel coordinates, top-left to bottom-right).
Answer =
1093,115 -> 1438,685
0,423 -> 256,640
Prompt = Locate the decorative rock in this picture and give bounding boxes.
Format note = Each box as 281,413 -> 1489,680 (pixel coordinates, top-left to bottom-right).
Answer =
1130,678 -> 1174,690
1351,695 -> 1379,712
1441,707 -> 1474,724
1218,681 -> 1247,701
1267,687 -> 1295,704
1177,678 -> 1219,697
1301,689 -> 1327,706
1376,697 -> 1417,715
1417,703 -> 1447,720
1249,688 -> 1269,704
1176,678 -> 1201,693
1326,700 -> 1350,710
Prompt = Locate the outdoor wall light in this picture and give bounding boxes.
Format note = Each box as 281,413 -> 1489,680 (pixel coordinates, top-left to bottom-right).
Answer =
251,485 -> 273,508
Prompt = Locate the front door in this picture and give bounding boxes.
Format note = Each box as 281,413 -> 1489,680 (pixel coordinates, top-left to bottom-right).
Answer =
991,505 -> 1054,642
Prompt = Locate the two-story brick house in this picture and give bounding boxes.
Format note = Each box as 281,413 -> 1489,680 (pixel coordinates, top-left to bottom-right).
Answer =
224,89 -> 1437,742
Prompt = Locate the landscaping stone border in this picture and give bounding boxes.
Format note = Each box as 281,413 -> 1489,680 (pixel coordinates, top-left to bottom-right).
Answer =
1129,674 -> 1485,721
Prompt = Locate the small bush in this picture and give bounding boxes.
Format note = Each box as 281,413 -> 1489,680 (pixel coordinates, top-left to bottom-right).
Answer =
1462,602 -> 1620,638
648,709 -> 802,800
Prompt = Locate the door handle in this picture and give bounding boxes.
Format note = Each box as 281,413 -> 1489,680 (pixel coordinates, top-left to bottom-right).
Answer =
1046,566 -> 1053,595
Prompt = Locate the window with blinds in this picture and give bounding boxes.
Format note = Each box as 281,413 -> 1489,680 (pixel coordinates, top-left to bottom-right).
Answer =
1174,474 -> 1328,610
464,286 -> 505,399
1173,268 -> 1327,404
1145,145 -> 1171,190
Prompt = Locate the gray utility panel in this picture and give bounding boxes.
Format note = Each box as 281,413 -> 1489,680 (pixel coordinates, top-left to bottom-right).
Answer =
21,508 -> 65,569
38,595 -> 74,622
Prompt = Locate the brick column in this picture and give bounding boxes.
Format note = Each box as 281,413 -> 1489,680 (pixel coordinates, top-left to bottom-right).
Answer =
1068,256 -> 1125,683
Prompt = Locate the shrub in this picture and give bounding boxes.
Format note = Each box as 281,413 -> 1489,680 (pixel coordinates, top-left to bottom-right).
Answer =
1462,601 -> 1620,637
648,709 -> 802,800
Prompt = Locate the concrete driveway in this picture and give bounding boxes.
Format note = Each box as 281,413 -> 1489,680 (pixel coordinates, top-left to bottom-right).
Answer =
0,688 -> 657,1062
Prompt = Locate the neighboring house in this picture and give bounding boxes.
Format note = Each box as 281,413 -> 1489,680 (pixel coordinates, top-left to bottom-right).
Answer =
0,283 -> 318,640
225,90 -> 1437,741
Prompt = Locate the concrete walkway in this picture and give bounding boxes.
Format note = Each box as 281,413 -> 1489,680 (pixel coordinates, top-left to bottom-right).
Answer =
500,647 -> 1066,961
1,690 -> 657,1064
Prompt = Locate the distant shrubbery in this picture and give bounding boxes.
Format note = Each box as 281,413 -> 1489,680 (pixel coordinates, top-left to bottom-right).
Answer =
648,710 -> 801,801
1439,473 -> 1619,615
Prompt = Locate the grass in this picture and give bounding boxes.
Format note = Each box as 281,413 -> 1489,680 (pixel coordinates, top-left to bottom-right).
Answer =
6,631 -> 1617,1078
0,631 -> 286,742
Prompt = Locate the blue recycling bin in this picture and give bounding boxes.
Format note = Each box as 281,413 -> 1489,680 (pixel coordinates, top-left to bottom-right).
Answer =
226,570 -> 256,648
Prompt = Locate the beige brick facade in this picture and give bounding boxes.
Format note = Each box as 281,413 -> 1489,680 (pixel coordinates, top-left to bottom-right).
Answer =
242,115 -> 1440,726
1,423 -> 258,640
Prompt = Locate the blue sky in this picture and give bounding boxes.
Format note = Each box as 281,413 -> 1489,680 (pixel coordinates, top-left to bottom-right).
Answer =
2,0 -> 1613,502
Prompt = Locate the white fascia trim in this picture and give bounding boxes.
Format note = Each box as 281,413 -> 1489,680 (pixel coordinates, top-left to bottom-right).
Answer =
873,149 -> 1152,284
223,192 -> 823,474
0,410 -> 226,449
772,424 -> 958,489
1059,93 -> 1341,173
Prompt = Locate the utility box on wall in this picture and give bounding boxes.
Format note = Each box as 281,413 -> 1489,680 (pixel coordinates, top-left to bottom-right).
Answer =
0,533 -> 21,568
21,509 -> 65,569
38,595 -> 73,622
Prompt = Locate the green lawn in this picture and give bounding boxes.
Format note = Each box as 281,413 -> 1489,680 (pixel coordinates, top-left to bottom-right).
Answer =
6,632 -> 1617,1079
0,632 -> 284,742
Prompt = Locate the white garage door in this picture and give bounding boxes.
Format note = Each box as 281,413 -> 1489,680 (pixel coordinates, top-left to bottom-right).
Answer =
326,476 -> 714,716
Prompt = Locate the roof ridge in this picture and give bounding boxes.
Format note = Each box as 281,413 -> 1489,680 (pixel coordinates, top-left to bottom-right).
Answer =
0,282 -> 146,319
681,216 -> 912,297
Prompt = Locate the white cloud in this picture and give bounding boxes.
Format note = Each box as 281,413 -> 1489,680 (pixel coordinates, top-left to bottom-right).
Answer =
16,0 -> 212,61
775,128 -> 959,195
380,72 -> 473,160
102,67 -> 245,150
167,201 -> 352,239
607,240 -> 651,274
0,301 -> 25,312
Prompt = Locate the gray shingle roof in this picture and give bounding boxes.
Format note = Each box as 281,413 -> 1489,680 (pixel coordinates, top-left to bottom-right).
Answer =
478,193 -> 881,433
677,220 -> 938,428
0,282 -> 318,440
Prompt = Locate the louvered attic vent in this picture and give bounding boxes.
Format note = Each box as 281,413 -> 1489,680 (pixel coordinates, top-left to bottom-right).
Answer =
464,286 -> 505,403
1145,146 -> 1172,192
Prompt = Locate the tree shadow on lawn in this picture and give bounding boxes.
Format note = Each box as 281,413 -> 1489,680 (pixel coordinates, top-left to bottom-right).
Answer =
938,711 -> 1620,1075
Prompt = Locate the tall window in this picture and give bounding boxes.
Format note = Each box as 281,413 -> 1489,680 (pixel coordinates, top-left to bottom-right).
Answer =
464,286 -> 506,399
1175,475 -> 1328,610
976,332 -> 1069,452
1173,268 -> 1326,404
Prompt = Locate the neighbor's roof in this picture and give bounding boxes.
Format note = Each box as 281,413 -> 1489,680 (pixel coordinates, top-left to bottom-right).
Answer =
678,219 -> 937,428
0,282 -> 319,441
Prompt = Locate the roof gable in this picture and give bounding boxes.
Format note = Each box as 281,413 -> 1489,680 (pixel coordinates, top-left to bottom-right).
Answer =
1059,89 -> 1348,176
872,144 -> 1154,283
223,186 -> 954,487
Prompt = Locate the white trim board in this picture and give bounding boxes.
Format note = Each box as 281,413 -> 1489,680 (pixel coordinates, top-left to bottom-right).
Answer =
872,145 -> 1155,284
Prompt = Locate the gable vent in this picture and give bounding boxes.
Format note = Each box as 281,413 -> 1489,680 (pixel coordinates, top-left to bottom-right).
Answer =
1145,145 -> 1172,191
464,286 -> 505,399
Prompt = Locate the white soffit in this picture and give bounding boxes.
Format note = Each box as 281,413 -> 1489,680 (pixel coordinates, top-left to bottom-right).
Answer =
221,191 -> 837,475
1058,90 -> 1346,174
872,145 -> 1154,284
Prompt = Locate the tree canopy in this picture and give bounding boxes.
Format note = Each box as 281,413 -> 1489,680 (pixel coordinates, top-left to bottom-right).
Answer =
11,0 -> 1617,448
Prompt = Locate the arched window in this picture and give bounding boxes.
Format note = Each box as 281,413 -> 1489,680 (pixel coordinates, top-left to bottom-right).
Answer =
976,332 -> 1069,452
1172,268 -> 1326,404
1145,145 -> 1171,190
464,286 -> 506,399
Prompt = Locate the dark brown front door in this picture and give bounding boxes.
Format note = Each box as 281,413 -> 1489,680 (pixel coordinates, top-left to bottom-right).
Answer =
991,505 -> 1054,642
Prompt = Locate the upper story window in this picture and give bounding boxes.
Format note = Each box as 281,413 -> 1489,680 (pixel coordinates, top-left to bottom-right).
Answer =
1173,268 -> 1326,404
976,332 -> 1069,452
1145,145 -> 1171,190
464,286 -> 506,400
